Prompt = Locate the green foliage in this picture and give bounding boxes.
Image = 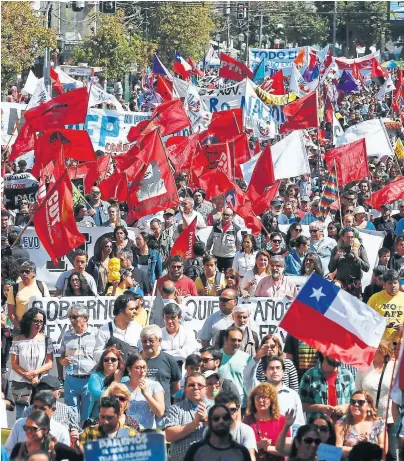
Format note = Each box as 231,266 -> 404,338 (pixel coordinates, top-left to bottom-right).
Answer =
1,1 -> 56,91
72,9 -> 153,79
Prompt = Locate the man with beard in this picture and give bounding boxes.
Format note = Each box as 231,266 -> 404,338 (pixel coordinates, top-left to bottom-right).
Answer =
157,255 -> 198,296
183,404 -> 251,461
254,256 -> 298,299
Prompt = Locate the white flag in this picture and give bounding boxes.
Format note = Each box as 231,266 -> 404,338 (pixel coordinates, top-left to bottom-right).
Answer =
26,78 -> 51,110
332,113 -> 345,145
23,71 -> 39,95
184,82 -> 211,132
88,84 -> 123,111
376,75 -> 396,101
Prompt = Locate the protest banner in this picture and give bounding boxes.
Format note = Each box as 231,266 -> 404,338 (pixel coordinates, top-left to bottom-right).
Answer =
317,443 -> 343,461
30,295 -> 293,355
249,47 -> 309,76
4,172 -> 39,209
83,432 -> 166,461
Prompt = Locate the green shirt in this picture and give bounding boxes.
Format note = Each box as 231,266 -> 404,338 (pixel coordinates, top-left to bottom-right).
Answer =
219,349 -> 252,408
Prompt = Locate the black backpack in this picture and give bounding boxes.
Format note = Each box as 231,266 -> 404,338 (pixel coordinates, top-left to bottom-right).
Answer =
104,322 -> 138,362
184,257 -> 204,281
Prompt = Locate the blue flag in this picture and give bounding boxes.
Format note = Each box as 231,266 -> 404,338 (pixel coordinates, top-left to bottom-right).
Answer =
253,59 -> 265,84
337,70 -> 360,94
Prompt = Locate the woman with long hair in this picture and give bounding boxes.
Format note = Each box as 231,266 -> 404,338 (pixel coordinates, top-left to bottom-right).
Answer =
243,383 -> 291,460
309,413 -> 337,446
218,269 -> 242,296
87,346 -> 126,419
327,222 -> 341,242
103,206 -> 127,228
111,226 -> 135,257
259,214 -> 287,252
285,223 -> 304,250
276,419 -> 321,461
86,237 -> 113,295
335,390 -> 385,456
101,382 -> 140,431
64,272 -> 95,297
232,234 -> 258,278
10,410 -> 82,461
133,232 -> 162,287
254,335 -> 299,392
124,353 -> 165,429
241,250 -> 271,297
285,235 -> 310,275
300,252 -> 324,277
10,308 -> 53,419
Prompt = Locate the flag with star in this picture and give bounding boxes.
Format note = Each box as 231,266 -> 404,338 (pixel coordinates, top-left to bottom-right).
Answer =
279,273 -> 386,368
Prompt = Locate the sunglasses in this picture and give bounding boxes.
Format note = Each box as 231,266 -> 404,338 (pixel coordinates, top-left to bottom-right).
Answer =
91,190 -> 100,194
33,319 -> 44,324
295,228 -> 302,232
303,437 -> 321,446
104,357 -> 118,363
309,229 -> 318,233
69,315 -> 80,320
19,269 -> 31,274
200,358 -> 214,363
115,395 -> 128,402
219,297 -> 235,303
305,259 -> 315,263
228,407 -> 239,414
225,276 -> 235,280
170,265 -> 183,269
271,239 -> 281,243
187,383 -> 206,389
141,339 -> 156,345
350,399 -> 366,407
211,414 -> 232,422
23,425 -> 41,433
316,425 -> 329,433
70,278 -> 80,283
223,213 -> 232,217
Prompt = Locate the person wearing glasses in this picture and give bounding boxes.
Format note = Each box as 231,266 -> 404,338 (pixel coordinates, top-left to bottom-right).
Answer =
64,273 -> 95,297
335,391 -> 385,457
165,372 -> 212,461
123,353 -> 165,429
157,255 -> 198,296
268,232 -> 289,257
301,198 -> 321,225
106,269 -> 144,297
58,306 -> 97,423
86,237 -> 113,295
308,221 -> 337,276
101,382 -> 140,431
9,308 -> 53,419
206,207 -> 242,272
5,391 -> 70,455
219,269 -> 242,296
300,252 -> 324,278
86,186 -> 109,227
243,383 -> 291,460
392,200 -> 404,224
184,404 -> 252,461
139,325 -> 181,421
285,223 -> 304,250
285,236 -> 310,275
87,346 -> 126,419
7,261 -> 49,332
276,419 -> 322,461
255,256 -> 298,299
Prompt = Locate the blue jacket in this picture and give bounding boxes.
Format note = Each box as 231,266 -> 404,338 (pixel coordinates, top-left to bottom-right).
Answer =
285,249 -> 304,275
133,249 -> 163,286
88,371 -> 129,418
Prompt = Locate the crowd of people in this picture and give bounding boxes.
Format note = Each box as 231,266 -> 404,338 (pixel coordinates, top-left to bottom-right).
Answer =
1,52 -> 404,461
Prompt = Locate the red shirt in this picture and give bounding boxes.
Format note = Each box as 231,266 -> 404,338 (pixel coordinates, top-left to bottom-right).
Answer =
157,274 -> 198,296
327,370 -> 338,406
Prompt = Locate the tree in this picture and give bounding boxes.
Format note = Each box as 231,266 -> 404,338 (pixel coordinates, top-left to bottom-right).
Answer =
71,9 -> 153,79
1,1 -> 56,92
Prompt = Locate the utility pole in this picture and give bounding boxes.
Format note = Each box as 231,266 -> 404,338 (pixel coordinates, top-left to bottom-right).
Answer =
43,1 -> 52,94
259,12 -> 263,48
332,1 -> 337,55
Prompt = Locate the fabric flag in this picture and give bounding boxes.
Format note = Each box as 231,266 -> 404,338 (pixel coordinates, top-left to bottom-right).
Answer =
24,87 -> 89,132
368,178 -> 404,211
188,58 -> 204,77
251,182 -> 281,215
173,51 -> 192,80
332,112 -> 345,146
371,58 -> 388,85
246,143 -> 275,201
225,184 -> 262,236
253,59 -> 266,84
170,217 -> 197,259
127,99 -> 190,141
36,168 -> 47,205
166,133 -> 200,172
26,78 -> 51,110
98,172 -> 128,202
280,273 -> 386,367
184,82 -> 212,132
155,75 -> 174,102
280,92 -> 318,134
376,75 -> 396,101
289,63 -> 312,98
302,49 -> 319,82
395,138 -> 404,160
68,161 -> 100,194
324,139 -> 368,186
194,169 -> 235,200
207,108 -> 242,144
50,67 -> 64,95
229,133 -> 252,179
337,70 -> 360,94
88,84 -> 123,111
352,62 -> 368,91
9,123 -> 36,162
127,130 -> 179,218
205,45 -> 220,68
34,172 -> 86,264
23,71 -> 39,95
294,48 -> 306,69
391,342 -> 404,406
260,70 -> 285,95
324,94 -> 334,123
204,142 -> 234,179
153,54 -> 173,81
218,53 -> 253,82
316,170 -> 338,221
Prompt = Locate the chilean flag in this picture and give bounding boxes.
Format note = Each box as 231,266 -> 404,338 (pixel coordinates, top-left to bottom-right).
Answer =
173,51 -> 192,80
280,274 -> 386,368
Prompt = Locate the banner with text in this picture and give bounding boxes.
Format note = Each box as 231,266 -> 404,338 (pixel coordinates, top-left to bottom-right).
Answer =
249,47 -> 309,76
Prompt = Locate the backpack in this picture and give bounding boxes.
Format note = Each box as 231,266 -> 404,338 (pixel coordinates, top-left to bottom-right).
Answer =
13,280 -> 45,299
199,271 -> 222,289
184,257 -> 204,281
104,322 -> 138,362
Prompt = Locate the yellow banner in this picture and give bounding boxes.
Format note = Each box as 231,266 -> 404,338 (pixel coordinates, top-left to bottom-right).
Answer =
395,138 -> 404,160
254,87 -> 297,106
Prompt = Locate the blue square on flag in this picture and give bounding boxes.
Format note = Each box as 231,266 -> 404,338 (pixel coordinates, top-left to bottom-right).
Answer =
297,273 -> 339,314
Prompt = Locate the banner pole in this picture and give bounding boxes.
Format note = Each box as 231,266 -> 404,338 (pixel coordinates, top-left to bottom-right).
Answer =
333,160 -> 343,227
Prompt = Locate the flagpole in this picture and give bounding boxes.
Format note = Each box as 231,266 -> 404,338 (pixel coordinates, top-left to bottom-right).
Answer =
333,160 -> 343,227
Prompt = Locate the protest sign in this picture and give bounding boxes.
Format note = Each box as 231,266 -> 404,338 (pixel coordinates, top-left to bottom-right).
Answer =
4,172 -> 39,209
249,47 -> 309,76
83,432 -> 166,461
30,295 -> 292,355
317,443 -> 343,461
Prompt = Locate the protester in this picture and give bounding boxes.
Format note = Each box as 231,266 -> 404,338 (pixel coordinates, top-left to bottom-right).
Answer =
362,266 -> 388,303
373,205 -> 396,250
149,218 -> 172,263
87,187 -> 110,226
8,231 -> 30,265
133,232 -> 163,286
101,382 -> 140,431
308,221 -> 337,275
116,249 -> 152,295
276,421 -> 321,461
74,204 -> 96,227
255,256 -> 298,299
285,235 -> 310,275
175,197 -> 206,231
157,256 -> 198,296
64,272 -> 95,297
192,189 -> 213,221
86,237 -> 113,295
378,247 -> 391,267
388,236 -> 404,273
102,205 -> 127,228
232,234 -> 257,278
285,222 -> 304,250
195,255 -> 226,296
300,252 -> 324,277
111,226 -> 135,257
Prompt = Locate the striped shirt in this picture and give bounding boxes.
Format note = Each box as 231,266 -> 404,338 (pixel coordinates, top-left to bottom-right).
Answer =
60,327 -> 97,376
256,358 -> 299,392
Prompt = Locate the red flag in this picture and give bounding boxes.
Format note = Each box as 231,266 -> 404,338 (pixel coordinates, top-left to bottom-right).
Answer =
155,75 -> 174,101
166,133 -> 200,171
9,123 -> 36,162
251,182 -> 281,215
254,139 -> 261,155
247,144 -> 275,200
324,94 -> 334,123
32,129 -> 96,177
371,58 -> 388,85
165,136 -> 187,147
170,217 -> 197,259
225,184 -> 262,236
195,170 -> 235,200
294,48 -> 306,69
261,70 -> 285,95
127,131 -> 179,218
34,172 -> 86,264
207,108 -> 243,143
352,62 -> 367,87
188,58 -> 204,77
127,99 -> 190,141
98,172 -> 128,202
204,142 -> 234,179
97,155 -> 112,182
324,139 -> 369,186
50,67 -> 64,95
368,178 -> 404,211
280,91 -> 318,134
219,53 -> 253,82
24,87 -> 89,132
229,133 -> 252,179
68,162 -> 99,194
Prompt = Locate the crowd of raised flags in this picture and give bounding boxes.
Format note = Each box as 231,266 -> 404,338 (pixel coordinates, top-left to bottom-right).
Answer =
1,42 -> 404,461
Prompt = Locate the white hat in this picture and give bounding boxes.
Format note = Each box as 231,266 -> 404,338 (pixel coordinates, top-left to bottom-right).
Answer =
354,206 -> 366,215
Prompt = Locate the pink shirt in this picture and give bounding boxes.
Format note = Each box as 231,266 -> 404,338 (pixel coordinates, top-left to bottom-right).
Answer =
254,276 -> 298,299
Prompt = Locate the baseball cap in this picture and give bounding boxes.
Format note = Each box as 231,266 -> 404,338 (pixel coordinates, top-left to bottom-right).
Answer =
301,196 -> 310,202
354,206 -> 366,214
37,375 -> 62,390
270,200 -> 282,207
203,370 -> 220,380
381,204 -> 392,211
163,209 -> 175,215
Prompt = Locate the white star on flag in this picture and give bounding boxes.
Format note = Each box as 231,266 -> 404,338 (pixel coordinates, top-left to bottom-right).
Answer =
310,287 -> 326,302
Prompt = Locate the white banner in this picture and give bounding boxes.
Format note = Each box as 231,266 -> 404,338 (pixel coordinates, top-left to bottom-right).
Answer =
29,295 -> 292,355
249,47 -> 309,76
